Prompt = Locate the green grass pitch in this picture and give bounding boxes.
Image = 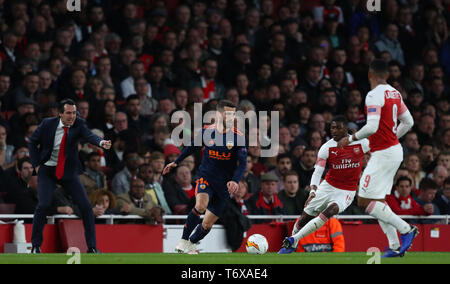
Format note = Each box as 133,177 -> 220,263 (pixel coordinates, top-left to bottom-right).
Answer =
0,252 -> 450,264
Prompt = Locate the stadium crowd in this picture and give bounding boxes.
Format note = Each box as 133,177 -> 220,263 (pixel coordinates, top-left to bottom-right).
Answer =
0,0 -> 449,227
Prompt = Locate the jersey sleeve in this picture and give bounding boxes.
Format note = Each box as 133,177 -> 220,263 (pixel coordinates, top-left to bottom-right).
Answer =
315,143 -> 329,168
365,90 -> 384,120
310,143 -> 328,188
231,146 -> 247,183
359,138 -> 371,153
174,128 -> 204,164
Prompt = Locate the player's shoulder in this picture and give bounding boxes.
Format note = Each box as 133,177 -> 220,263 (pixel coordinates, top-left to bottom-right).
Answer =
319,138 -> 337,152
323,138 -> 338,148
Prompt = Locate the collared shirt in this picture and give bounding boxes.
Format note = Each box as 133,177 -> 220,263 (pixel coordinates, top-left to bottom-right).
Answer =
131,196 -> 145,208
121,76 -> 152,98
45,119 -> 104,166
85,168 -> 104,188
45,119 -> 68,166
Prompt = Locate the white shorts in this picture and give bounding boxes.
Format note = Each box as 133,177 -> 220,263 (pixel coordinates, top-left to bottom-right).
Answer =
304,180 -> 356,217
358,143 -> 403,200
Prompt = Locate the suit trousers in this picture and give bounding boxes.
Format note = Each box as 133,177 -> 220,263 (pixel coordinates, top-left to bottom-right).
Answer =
31,165 -> 97,249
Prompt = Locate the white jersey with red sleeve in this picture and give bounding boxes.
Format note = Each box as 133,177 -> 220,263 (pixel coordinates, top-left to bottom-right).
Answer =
315,137 -> 370,191
363,84 -> 408,152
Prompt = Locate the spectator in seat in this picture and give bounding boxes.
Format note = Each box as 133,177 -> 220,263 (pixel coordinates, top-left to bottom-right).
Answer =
296,217 -> 345,252
149,151 -> 165,185
116,177 -> 164,224
418,142 -> 436,174
268,153 -> 293,193
413,178 -> 441,224
4,158 -> 38,214
162,165 -> 195,215
134,77 -> 157,117
278,171 -> 308,215
402,131 -> 420,156
373,23 -> 405,65
51,186 -> 106,218
404,153 -> 426,190
79,152 -> 108,195
434,177 -> 450,215
221,179 -> 253,251
104,111 -> 128,143
112,150 -> 142,196
386,176 -> 428,216
164,144 -> 181,164
243,155 -> 260,195
249,172 -> 287,223
430,165 -> 448,191
436,152 -> 450,173
6,73 -> 40,111
125,94 -> 150,137
88,189 -> 129,216
296,146 -> 317,190
120,60 -> 150,99
0,124 -> 14,170
137,163 -> 172,215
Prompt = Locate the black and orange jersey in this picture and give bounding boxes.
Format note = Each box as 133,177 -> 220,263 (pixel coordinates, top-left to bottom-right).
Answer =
175,124 -> 247,184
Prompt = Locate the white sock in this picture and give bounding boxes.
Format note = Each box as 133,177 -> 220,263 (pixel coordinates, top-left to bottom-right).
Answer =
292,213 -> 328,247
292,217 -> 301,235
378,220 -> 400,250
366,201 -> 410,235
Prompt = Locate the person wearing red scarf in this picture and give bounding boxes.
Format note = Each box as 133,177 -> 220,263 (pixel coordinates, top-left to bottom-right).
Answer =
386,176 -> 428,216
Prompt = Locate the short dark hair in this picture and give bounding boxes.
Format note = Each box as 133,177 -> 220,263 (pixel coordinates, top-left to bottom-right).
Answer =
332,115 -> 348,125
396,176 -> 412,186
17,157 -> 32,171
277,153 -> 291,163
216,99 -> 236,111
59,99 -> 76,113
283,170 -> 298,181
419,178 -> 438,191
87,152 -> 101,161
369,59 -> 389,77
126,94 -> 140,103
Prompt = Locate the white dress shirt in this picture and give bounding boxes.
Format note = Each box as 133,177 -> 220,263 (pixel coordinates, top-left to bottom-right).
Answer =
120,76 -> 152,98
45,119 -> 105,166
45,119 -> 67,166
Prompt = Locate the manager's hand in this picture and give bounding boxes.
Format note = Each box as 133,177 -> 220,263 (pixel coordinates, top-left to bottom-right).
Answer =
100,140 -> 112,150
162,162 -> 177,175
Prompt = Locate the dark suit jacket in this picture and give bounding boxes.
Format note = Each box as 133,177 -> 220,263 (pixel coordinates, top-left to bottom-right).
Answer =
28,117 -> 102,180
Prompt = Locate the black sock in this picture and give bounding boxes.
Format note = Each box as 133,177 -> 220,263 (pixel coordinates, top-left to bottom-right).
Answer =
189,224 -> 211,244
182,208 -> 202,240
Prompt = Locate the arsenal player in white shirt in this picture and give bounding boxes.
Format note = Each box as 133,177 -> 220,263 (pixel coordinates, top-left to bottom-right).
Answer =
279,115 -> 370,254
337,59 -> 417,257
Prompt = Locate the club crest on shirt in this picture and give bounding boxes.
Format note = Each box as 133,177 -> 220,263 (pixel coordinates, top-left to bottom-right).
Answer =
353,147 -> 360,154
208,139 -> 214,146
226,141 -> 233,149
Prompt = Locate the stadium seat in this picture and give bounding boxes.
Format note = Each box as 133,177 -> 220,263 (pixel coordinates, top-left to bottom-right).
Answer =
0,203 -> 16,214
58,219 -> 87,253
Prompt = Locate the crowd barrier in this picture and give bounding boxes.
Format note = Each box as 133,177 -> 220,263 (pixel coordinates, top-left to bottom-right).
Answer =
0,215 -> 449,253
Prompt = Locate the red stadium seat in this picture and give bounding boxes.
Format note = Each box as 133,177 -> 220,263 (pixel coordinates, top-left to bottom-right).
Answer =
58,219 -> 87,253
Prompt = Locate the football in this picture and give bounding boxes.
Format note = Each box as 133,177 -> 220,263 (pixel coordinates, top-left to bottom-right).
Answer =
245,234 -> 269,254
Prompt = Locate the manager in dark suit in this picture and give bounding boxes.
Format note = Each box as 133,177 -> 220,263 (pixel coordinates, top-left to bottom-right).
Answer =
29,99 -> 111,253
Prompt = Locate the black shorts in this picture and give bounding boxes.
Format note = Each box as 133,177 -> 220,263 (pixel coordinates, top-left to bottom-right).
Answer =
195,177 -> 230,217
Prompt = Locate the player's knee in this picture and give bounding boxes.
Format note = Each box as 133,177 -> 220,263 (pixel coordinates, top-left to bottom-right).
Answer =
202,222 -> 213,231
357,198 -> 369,211
195,204 -> 207,214
323,203 -> 339,218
